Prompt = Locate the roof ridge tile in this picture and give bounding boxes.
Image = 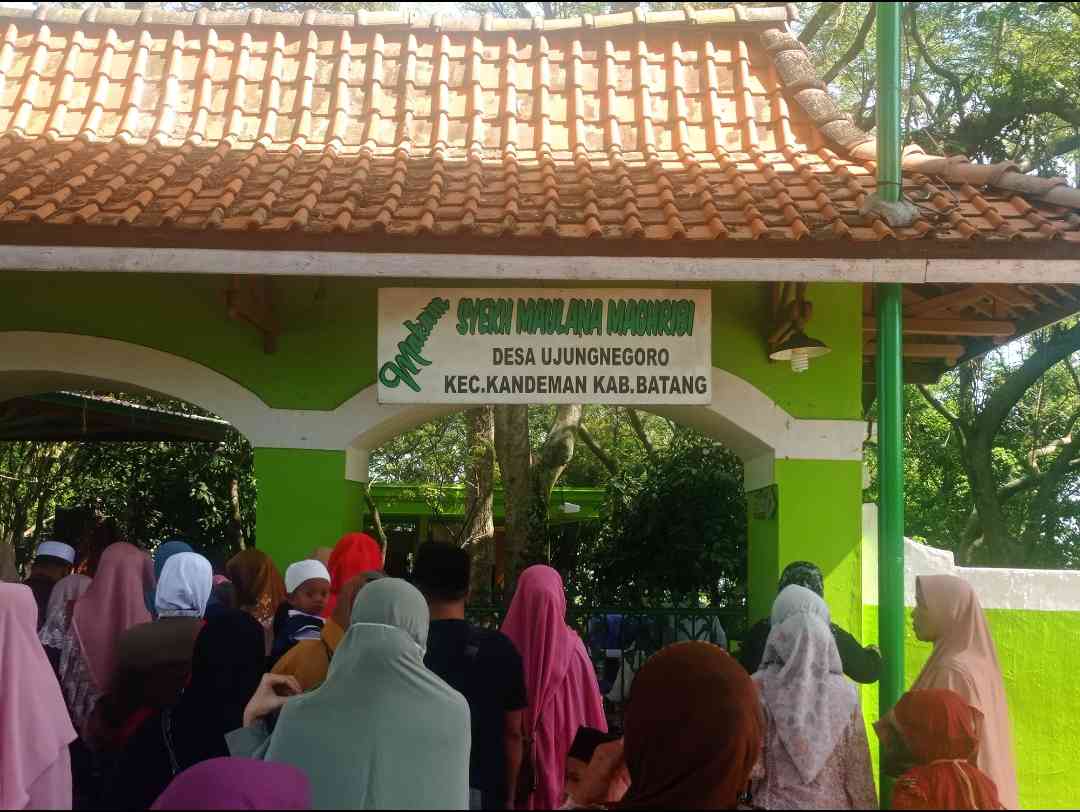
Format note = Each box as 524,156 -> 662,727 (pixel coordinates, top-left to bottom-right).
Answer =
1,4 -> 795,32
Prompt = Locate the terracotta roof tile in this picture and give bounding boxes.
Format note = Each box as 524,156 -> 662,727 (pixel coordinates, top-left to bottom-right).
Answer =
0,6 -> 1073,246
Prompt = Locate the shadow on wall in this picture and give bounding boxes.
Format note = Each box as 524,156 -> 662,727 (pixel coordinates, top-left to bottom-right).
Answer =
861,504 -> 1080,809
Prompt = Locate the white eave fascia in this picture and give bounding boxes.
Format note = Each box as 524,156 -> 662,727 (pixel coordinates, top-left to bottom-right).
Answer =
0,246 -> 1077,283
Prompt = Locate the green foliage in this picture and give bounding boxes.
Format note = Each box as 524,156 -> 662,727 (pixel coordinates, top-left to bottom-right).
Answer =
798,1 -> 1080,177
369,413 -> 470,485
1,395 -> 255,571
868,329 -> 1080,569
65,430 -> 255,564
576,430 -> 746,607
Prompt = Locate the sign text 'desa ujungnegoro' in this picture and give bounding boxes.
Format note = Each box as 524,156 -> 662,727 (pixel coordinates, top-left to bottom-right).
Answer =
376,288 -> 712,405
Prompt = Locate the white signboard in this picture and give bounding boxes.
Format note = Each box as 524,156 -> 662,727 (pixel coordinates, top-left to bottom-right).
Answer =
377,288 -> 712,405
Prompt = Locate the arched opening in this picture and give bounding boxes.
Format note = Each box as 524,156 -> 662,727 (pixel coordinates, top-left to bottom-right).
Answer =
0,333 -> 259,574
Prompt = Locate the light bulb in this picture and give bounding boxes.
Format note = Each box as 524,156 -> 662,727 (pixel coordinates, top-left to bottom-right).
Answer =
790,347 -> 809,373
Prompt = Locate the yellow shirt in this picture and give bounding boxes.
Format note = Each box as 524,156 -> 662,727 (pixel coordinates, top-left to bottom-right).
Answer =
271,618 -> 345,691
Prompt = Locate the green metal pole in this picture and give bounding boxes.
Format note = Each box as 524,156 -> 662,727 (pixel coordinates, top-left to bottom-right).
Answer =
875,1 -> 905,801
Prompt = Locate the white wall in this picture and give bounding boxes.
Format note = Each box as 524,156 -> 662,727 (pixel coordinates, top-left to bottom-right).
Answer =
861,504 -> 1080,611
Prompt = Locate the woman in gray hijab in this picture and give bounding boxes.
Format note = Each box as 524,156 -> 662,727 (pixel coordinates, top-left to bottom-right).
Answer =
228,577 -> 471,810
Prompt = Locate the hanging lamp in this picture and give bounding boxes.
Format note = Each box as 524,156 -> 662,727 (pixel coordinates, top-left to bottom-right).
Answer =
768,329 -> 831,373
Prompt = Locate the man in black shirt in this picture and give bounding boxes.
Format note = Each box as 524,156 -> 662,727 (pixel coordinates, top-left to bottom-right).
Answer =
413,542 -> 527,810
738,560 -> 882,683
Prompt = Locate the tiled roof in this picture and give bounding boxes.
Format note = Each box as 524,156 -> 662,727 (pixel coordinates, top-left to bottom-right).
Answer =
0,3 -> 1075,247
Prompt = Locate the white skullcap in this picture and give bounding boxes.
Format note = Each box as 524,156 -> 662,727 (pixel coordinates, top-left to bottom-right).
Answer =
35,541 -> 76,565
285,559 -> 331,594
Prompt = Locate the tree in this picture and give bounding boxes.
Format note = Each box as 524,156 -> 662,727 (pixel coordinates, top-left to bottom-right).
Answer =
493,404 -> 582,589
913,323 -> 1080,565
0,394 -> 256,576
797,2 -> 1080,176
579,429 -> 746,607
463,406 -> 496,596
865,320 -> 1080,569
0,441 -> 77,579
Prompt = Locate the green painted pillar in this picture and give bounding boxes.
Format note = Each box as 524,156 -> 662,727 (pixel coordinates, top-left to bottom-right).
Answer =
875,0 -> 906,797
747,460 -> 865,635
253,447 -> 365,570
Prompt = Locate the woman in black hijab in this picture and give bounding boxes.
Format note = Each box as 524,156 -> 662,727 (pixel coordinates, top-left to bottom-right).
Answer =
108,609 -> 266,808
737,560 -> 882,683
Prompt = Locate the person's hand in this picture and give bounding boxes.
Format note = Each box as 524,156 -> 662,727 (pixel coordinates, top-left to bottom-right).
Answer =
573,739 -> 630,807
243,673 -> 302,728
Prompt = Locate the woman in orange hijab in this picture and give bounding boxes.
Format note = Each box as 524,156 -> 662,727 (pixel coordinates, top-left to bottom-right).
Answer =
879,688 -> 1003,810
322,533 -> 383,618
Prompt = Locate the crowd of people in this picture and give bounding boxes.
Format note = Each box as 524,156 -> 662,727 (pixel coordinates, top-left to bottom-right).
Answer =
6,526 -> 1019,810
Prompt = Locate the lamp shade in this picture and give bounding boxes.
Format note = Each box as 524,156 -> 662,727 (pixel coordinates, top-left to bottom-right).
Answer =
769,329 -> 831,372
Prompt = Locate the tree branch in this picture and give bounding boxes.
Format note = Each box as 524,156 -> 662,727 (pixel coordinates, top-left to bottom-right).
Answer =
1023,437 -> 1080,546
917,384 -> 966,439
907,3 -> 966,105
359,482 -> 387,550
576,424 -> 618,476
822,5 -> 875,85
1067,354 -> 1080,398
1048,131 -> 1080,160
977,323 -> 1080,447
799,2 -> 841,45
624,408 -> 658,466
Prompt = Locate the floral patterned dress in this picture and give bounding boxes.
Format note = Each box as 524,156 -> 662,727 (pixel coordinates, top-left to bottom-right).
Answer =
751,703 -> 878,810
40,600 -> 100,735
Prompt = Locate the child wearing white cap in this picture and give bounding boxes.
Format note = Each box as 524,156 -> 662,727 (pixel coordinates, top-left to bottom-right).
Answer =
24,540 -> 77,630
270,559 -> 332,665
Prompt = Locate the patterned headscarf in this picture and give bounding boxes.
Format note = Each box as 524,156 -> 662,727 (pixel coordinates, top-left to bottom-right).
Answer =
226,549 -> 287,625
777,561 -> 824,598
754,590 -> 857,785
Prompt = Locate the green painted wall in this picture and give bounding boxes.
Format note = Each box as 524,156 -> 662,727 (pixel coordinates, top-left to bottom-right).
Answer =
0,272 -> 864,629
0,272 -> 378,410
748,459 -> 864,632
253,447 -> 365,568
860,605 -> 1079,809
0,272 -> 861,419
747,490 -> 780,624
712,282 -> 863,420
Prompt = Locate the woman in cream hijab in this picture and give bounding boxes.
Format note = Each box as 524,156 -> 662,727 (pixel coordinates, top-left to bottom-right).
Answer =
229,577 -> 470,809
879,574 -> 1018,808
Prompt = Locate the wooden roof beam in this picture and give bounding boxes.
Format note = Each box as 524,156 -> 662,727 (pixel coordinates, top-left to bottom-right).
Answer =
863,317 -> 1015,337
863,341 -> 965,363
977,283 -> 1035,309
905,287 -> 992,318
225,274 -> 278,354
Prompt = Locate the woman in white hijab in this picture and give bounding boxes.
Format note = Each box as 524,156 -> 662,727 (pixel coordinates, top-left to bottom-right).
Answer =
92,552 -> 214,749
229,577 -> 471,810
751,585 -> 877,810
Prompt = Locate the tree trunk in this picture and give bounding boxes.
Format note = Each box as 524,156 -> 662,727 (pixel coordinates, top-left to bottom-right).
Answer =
0,530 -> 17,583
495,405 -> 582,595
229,478 -> 246,550
493,405 -> 532,594
530,405 -> 582,541
463,406 -> 495,598
360,482 -> 387,550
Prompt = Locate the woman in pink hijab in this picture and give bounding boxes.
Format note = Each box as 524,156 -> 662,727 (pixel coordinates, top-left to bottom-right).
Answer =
1,583 -> 78,809
67,542 -> 154,733
883,574 -> 1018,809
501,565 -> 607,810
